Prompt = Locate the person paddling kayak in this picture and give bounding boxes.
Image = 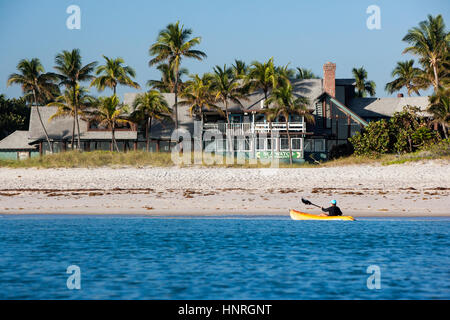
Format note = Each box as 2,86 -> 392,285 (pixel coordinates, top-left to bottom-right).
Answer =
319,200 -> 343,217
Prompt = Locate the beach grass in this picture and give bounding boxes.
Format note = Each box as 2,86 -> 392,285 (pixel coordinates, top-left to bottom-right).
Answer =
0,147 -> 448,169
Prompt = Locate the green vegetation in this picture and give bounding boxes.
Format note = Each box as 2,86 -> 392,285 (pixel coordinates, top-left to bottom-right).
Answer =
352,67 -> 376,97
0,95 -> 29,140
148,21 -> 207,129
349,106 -> 439,156
7,58 -> 59,151
130,90 -> 172,151
91,55 -> 140,95
2,15 -> 448,168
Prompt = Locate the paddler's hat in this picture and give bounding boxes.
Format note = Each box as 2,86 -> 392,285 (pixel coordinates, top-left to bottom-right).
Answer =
330,200 -> 337,205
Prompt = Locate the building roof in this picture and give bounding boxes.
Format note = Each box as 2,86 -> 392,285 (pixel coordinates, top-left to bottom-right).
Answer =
0,130 -> 37,150
28,106 -> 137,143
336,79 -> 356,86
347,97 -> 430,118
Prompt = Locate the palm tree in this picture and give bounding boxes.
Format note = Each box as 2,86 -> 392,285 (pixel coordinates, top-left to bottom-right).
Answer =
403,14 -> 449,92
130,90 -> 172,151
149,21 -> 207,129
275,63 -> 295,87
47,85 -> 95,149
231,59 -> 248,79
53,49 -> 97,150
385,60 -> 423,96
246,58 -> 277,100
91,55 -> 140,95
7,58 -> 59,153
147,62 -> 189,93
179,74 -> 222,120
265,82 -> 314,165
212,65 -> 247,123
212,64 -> 248,153
352,67 -> 376,97
91,95 -> 131,152
428,87 -> 450,139
295,67 -> 319,79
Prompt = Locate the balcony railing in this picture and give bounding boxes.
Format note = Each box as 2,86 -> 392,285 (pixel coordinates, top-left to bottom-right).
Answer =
203,122 -> 305,135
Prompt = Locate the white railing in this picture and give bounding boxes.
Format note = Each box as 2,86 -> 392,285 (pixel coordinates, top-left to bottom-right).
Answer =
203,122 -> 305,134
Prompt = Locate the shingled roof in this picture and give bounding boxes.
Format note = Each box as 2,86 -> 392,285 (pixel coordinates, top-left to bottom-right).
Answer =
0,130 -> 36,150
28,106 -> 137,143
347,97 -> 430,118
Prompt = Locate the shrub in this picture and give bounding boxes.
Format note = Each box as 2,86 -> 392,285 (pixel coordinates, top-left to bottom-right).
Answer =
349,106 -> 441,156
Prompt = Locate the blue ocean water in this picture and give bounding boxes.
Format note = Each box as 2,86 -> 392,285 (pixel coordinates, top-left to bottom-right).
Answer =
0,215 -> 448,300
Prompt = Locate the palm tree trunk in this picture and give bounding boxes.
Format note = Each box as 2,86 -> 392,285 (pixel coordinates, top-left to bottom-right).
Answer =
286,117 -> 293,165
442,121 -> 448,139
72,88 -> 81,150
270,121 -> 274,162
145,117 -> 149,152
225,101 -> 232,155
148,117 -> 153,151
33,89 -> 53,153
174,66 -> 179,129
432,62 -> 439,93
112,124 -> 120,152
71,116 -> 75,150
113,84 -> 116,96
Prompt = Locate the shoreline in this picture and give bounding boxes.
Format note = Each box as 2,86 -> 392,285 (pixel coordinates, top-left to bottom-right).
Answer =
1,161 -> 449,217
2,210 -> 450,217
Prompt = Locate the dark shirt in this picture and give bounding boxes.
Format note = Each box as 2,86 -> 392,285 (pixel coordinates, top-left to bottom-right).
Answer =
321,206 -> 343,216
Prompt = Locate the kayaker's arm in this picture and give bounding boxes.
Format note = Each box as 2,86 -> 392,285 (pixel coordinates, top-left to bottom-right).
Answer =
321,207 -> 331,213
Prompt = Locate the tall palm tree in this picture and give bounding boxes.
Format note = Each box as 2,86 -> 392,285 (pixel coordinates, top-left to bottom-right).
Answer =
91,95 -> 130,152
130,90 -> 172,151
428,87 -> 450,139
265,82 -> 314,165
179,74 -> 222,120
91,55 -> 140,95
53,49 -> 97,150
212,65 -> 247,124
7,58 -> 59,153
231,59 -> 248,79
385,60 -> 423,96
149,21 -> 207,129
403,14 -> 449,92
246,58 -> 277,100
212,64 -> 248,153
147,62 -> 189,93
295,67 -> 319,79
47,85 -> 95,149
352,67 -> 376,97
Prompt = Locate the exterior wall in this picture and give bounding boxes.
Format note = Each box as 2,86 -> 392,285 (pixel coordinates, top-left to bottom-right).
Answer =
0,150 -> 39,160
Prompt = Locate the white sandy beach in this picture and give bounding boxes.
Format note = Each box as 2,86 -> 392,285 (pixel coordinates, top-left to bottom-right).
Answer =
0,160 -> 449,217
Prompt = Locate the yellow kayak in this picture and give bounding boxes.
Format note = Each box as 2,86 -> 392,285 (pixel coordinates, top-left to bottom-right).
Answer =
290,209 -> 355,221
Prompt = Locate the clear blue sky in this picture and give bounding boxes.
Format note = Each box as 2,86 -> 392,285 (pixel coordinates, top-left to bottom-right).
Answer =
0,0 -> 448,100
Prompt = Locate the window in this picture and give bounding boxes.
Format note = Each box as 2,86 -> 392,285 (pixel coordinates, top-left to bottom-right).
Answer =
291,138 -> 302,151
314,139 -> 326,152
267,138 -> 276,151
304,139 -> 313,152
257,137 -> 265,150
235,137 -> 250,151
280,138 -> 289,151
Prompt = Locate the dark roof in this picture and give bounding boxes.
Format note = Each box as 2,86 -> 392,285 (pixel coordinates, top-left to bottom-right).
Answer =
336,79 -> 356,86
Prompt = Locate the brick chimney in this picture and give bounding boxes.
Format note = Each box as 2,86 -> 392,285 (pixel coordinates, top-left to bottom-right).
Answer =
323,62 -> 336,97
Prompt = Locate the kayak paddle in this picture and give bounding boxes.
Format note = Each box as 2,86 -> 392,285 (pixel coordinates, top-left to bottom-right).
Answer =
301,197 -> 322,209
